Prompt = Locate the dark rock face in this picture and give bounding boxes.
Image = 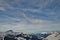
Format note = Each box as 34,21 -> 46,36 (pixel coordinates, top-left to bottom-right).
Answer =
4,36 -> 17,40
4,34 -> 17,40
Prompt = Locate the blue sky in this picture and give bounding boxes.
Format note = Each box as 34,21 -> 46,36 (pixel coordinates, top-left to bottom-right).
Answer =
0,0 -> 60,32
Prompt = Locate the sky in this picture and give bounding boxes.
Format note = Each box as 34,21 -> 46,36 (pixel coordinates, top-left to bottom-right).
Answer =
0,0 -> 60,32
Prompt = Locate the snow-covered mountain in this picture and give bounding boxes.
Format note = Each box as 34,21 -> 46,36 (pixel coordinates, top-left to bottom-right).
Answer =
43,32 -> 60,40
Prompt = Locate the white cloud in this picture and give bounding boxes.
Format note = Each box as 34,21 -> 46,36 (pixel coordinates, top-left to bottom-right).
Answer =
0,7 -> 6,11
0,0 -> 60,32
11,18 -> 60,32
0,16 -> 60,32
0,0 -> 14,11
0,24 -> 15,32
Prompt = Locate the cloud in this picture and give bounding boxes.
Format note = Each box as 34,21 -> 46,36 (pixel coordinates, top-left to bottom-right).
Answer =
0,7 -> 6,11
0,0 -> 60,32
0,17 -> 60,32
0,24 -> 15,32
